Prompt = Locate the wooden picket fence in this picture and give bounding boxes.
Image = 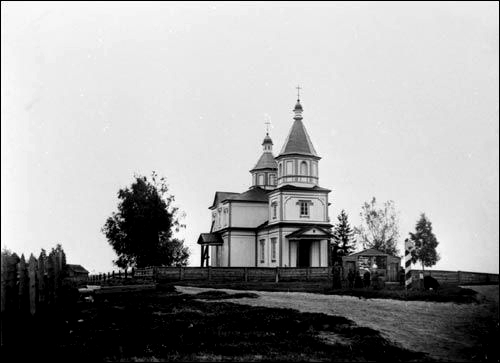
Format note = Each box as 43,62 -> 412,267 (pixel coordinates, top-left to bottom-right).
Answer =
87,268 -> 135,284
1,250 -> 66,316
99,266 -> 334,283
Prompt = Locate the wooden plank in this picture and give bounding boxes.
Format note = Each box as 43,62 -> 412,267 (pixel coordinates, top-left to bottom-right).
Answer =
1,253 -> 6,313
28,254 -> 37,315
18,255 -> 28,313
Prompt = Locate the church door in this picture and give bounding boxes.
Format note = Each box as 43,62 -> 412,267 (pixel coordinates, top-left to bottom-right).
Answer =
297,240 -> 312,267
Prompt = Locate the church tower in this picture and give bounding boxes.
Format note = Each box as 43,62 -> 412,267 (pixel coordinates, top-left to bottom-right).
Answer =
250,132 -> 278,190
276,97 -> 320,188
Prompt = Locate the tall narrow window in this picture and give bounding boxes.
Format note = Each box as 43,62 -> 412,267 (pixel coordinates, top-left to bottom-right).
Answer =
271,238 -> 277,262
258,174 -> 264,185
269,174 -> 276,185
279,163 -> 282,177
300,161 -> 308,175
259,239 -> 265,263
271,202 -> 277,219
286,161 -> 293,174
300,201 -> 309,217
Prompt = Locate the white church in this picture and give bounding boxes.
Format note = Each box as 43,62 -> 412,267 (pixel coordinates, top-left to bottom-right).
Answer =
198,95 -> 333,268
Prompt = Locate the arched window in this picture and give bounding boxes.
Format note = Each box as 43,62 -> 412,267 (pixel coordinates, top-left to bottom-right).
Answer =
269,174 -> 276,185
312,162 -> 317,177
279,163 -> 282,177
258,174 -> 264,185
286,161 -> 293,175
300,161 -> 308,176
271,202 -> 277,219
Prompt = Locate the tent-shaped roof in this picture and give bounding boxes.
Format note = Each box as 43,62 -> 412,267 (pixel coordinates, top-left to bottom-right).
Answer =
278,118 -> 318,157
251,152 -> 277,171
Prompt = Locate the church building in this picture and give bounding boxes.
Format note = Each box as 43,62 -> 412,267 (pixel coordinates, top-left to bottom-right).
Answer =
198,95 -> 333,268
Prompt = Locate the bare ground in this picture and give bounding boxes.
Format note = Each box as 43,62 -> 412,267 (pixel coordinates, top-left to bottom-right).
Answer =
177,285 -> 499,362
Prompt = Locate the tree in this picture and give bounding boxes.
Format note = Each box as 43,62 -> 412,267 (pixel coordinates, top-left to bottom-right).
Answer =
353,197 -> 400,256
409,213 -> 440,272
332,210 -> 356,263
102,172 -> 190,269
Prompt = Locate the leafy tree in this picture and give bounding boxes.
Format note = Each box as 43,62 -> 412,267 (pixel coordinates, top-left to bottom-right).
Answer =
332,210 -> 356,263
353,197 -> 400,256
102,172 -> 189,268
409,213 -> 440,272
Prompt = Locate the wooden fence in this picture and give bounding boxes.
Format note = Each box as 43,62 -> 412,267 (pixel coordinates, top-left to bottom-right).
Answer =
87,268 -> 135,284
90,267 -> 333,283
87,266 -> 499,286
409,269 -> 499,285
1,250 -> 66,316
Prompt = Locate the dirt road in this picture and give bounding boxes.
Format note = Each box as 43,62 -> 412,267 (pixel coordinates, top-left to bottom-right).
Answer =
177,285 -> 499,362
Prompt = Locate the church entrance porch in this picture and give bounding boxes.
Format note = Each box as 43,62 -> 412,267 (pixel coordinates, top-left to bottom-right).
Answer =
297,240 -> 312,267
288,238 -> 327,267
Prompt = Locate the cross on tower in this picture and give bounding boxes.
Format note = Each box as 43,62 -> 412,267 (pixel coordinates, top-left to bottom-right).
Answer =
264,119 -> 271,134
296,85 -> 302,100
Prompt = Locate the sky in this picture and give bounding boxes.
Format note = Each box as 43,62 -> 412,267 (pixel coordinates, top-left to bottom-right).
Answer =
2,1 -> 498,274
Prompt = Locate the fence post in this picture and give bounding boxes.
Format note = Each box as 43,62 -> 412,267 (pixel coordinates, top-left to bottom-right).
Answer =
38,253 -> 46,306
275,267 -> 279,283
1,253 -> 6,313
180,267 -> 185,281
306,268 -> 310,281
244,267 -> 248,283
18,255 -> 28,313
28,254 -> 37,316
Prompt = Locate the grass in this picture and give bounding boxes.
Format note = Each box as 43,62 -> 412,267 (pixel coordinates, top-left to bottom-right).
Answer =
2,287 -> 433,362
172,280 -> 480,304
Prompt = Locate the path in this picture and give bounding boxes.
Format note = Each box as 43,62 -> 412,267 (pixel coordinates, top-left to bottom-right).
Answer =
177,285 -> 499,362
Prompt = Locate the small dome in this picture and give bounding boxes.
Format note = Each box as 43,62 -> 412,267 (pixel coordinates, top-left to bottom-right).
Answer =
294,99 -> 303,111
262,133 -> 273,145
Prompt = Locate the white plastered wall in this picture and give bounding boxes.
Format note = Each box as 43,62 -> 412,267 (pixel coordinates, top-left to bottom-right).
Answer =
230,232 -> 256,266
231,202 -> 268,228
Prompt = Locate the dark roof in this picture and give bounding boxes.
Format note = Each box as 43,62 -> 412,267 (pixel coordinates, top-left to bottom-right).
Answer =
278,118 -> 318,157
67,264 -> 89,274
286,225 -> 333,239
262,133 -> 273,145
294,99 -> 303,111
348,248 -> 399,258
225,187 -> 269,203
276,184 -> 331,192
197,233 -> 223,245
210,191 -> 239,209
251,152 -> 278,171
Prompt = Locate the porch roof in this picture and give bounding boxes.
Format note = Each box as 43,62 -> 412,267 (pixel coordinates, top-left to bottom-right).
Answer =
197,233 -> 223,245
286,225 -> 333,240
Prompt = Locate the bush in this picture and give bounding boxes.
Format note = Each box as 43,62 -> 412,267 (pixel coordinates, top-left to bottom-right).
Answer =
423,276 -> 440,290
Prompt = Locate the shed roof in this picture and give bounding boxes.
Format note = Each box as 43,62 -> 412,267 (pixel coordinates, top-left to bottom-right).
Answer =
197,233 -> 224,245
347,248 -> 400,258
67,264 -> 89,274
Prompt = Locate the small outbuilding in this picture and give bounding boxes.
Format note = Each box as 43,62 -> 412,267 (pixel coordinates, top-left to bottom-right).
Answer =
342,248 -> 401,282
66,264 -> 89,284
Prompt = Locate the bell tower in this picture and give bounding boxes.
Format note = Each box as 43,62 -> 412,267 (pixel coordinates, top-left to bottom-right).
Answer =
276,95 -> 320,188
